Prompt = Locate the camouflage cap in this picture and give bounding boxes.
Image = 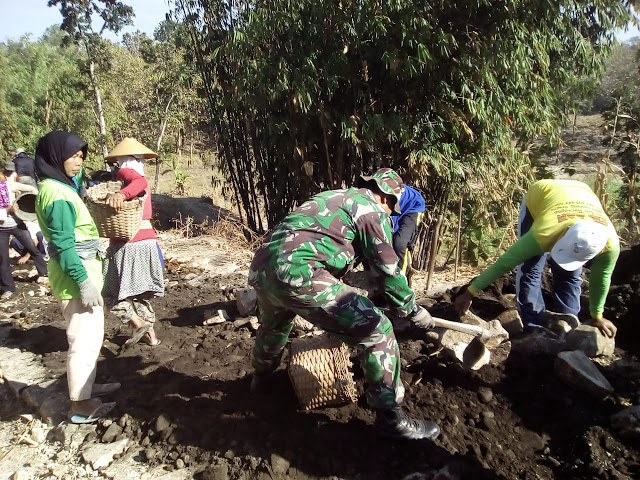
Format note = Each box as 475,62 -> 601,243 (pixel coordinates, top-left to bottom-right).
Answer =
359,168 -> 404,214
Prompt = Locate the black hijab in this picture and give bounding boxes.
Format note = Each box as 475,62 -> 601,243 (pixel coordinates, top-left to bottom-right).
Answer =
35,131 -> 88,188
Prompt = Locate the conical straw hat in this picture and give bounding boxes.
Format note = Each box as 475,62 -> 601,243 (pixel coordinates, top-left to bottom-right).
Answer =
105,138 -> 158,160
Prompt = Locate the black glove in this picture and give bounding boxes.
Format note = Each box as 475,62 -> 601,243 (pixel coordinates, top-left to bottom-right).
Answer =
409,305 -> 435,329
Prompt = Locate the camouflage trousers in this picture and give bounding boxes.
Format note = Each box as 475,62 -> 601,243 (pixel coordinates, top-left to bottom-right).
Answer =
251,268 -> 404,409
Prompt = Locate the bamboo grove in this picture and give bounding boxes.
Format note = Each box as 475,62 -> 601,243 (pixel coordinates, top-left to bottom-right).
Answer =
173,0 -> 636,268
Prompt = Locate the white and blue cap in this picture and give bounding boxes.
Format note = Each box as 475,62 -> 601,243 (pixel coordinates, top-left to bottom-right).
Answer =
550,221 -> 609,271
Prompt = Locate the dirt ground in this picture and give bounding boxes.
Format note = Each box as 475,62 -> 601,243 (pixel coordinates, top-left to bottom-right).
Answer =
1,237 -> 640,480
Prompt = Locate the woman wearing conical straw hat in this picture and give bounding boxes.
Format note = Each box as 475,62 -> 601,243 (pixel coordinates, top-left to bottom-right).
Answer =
102,138 -> 164,350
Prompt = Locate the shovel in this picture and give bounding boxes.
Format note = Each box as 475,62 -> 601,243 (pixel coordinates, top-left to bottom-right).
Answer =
431,316 -> 509,369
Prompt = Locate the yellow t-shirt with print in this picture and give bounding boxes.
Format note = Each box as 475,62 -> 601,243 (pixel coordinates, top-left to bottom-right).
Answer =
469,180 -> 620,318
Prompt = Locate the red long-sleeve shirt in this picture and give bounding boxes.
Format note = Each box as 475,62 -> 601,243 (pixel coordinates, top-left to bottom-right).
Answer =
111,168 -> 156,244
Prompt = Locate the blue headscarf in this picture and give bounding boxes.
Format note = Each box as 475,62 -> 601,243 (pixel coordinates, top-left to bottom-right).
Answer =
392,185 -> 425,232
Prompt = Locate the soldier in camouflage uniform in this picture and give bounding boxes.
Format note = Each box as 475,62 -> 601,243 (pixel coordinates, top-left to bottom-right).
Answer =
249,168 -> 440,441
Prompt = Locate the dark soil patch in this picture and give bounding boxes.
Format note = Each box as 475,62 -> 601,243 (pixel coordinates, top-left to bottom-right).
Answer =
2,256 -> 639,480
604,245 -> 640,356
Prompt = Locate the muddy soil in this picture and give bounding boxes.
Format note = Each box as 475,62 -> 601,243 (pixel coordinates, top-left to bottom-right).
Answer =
2,255 -> 640,480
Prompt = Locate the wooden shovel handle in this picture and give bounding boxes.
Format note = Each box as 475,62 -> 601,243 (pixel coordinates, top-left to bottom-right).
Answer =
432,317 -> 484,337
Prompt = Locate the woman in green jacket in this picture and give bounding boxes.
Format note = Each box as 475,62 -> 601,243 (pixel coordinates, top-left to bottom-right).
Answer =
35,131 -> 119,423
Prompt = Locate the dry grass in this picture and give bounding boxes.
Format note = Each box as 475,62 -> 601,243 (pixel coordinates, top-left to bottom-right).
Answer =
162,213 -> 262,271
147,162 -> 237,213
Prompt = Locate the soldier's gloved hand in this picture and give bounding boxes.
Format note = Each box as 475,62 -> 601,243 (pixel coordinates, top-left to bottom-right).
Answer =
78,279 -> 103,308
409,305 -> 435,329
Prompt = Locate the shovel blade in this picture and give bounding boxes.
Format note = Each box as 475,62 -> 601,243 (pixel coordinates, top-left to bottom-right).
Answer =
462,337 -> 489,370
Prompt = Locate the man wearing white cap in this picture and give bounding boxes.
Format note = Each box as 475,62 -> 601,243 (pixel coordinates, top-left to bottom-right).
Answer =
455,179 -> 620,337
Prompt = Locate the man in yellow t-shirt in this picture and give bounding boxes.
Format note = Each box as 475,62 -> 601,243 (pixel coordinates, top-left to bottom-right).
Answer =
455,179 -> 619,337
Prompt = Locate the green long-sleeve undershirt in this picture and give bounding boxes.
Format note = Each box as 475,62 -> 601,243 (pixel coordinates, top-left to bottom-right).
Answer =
43,199 -> 88,284
468,231 -> 620,318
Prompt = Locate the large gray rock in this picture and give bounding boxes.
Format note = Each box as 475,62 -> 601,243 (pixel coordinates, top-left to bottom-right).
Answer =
565,325 -> 615,357
512,329 -> 565,356
155,414 -> 171,432
101,447 -> 146,480
498,293 -> 516,309
236,289 -> 257,316
153,469 -> 195,480
610,405 -> 640,440
554,351 -> 614,399
82,439 -> 129,469
489,341 -> 512,365
270,453 -> 290,476
51,423 -> 97,445
438,329 -> 490,370
497,309 -> 524,336
202,463 -> 229,480
102,423 -> 123,443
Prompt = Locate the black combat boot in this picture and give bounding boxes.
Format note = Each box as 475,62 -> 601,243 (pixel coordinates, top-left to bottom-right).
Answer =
250,372 -> 273,394
375,405 -> 440,440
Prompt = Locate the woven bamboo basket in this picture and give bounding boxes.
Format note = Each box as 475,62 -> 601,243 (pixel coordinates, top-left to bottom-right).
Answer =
288,333 -> 357,410
86,181 -> 146,240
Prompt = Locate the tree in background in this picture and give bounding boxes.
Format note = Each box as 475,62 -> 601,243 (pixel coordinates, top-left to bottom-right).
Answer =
119,21 -> 206,191
0,27 -> 95,154
597,39 -> 640,243
0,22 -> 209,177
175,0 -> 636,266
48,0 -> 134,156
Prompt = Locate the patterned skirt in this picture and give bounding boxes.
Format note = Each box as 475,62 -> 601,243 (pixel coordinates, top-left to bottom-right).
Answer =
102,239 -> 165,304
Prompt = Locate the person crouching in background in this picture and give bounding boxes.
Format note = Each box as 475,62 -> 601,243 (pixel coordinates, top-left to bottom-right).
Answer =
0,160 -> 48,297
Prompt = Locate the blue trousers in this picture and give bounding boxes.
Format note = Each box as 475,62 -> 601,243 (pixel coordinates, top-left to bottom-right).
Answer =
516,201 -> 582,326
10,232 -> 46,257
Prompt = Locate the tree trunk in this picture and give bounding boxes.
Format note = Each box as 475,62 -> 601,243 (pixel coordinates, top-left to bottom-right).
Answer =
88,60 -> 109,157
454,198 -> 463,281
426,214 -> 444,291
44,98 -> 52,129
319,105 -> 335,189
153,96 -> 174,193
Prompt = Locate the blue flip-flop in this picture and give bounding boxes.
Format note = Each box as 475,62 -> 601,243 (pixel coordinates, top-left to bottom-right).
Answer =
91,382 -> 121,398
69,401 -> 116,424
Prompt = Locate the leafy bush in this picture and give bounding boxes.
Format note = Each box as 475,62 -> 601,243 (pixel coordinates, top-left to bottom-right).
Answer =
173,1 -> 635,268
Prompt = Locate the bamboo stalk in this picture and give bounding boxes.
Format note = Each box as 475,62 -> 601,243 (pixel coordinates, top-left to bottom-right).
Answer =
319,104 -> 335,189
426,214 -> 444,291
455,198 -> 463,281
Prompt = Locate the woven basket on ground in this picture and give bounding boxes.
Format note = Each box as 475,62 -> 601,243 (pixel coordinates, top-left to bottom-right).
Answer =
288,333 -> 357,410
86,181 -> 146,240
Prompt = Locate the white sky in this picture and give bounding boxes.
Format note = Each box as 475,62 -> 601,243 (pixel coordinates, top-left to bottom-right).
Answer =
0,1 -> 638,44
0,0 -> 172,42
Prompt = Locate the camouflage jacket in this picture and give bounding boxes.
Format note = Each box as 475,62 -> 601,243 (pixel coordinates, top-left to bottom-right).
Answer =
249,188 -> 416,315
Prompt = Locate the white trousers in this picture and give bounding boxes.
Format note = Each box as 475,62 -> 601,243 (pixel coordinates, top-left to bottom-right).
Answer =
59,299 -> 104,401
